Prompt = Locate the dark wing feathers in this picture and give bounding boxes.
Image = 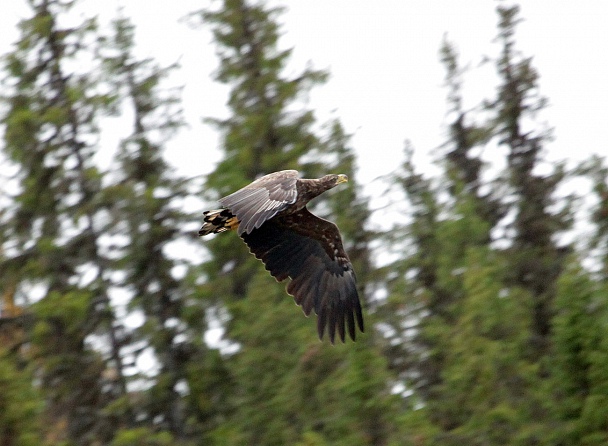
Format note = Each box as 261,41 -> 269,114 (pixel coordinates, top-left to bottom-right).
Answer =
241,207 -> 363,343
219,170 -> 299,235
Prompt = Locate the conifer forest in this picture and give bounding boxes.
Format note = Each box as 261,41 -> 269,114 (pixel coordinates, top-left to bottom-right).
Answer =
1,1 -> 607,445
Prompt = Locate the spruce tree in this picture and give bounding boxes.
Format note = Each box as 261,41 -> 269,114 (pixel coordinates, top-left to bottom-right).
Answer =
491,5 -> 571,357
194,1 -> 395,444
101,14 -> 198,442
0,0 -> 124,442
194,6 -> 331,440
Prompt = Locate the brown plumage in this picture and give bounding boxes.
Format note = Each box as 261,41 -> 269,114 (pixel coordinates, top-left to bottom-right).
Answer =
199,170 -> 364,343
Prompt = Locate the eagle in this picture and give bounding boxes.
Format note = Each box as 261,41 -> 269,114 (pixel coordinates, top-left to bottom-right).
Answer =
199,169 -> 364,343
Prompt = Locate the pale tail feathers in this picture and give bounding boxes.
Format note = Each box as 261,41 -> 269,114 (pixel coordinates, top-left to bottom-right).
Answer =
199,209 -> 240,236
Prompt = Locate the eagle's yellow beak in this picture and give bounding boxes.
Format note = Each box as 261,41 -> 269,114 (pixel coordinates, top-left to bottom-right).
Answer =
336,174 -> 348,184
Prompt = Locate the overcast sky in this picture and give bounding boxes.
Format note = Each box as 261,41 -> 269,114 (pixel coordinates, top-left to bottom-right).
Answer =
2,1 -> 607,192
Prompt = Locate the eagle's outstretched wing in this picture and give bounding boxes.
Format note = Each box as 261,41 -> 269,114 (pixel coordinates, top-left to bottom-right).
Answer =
241,208 -> 364,343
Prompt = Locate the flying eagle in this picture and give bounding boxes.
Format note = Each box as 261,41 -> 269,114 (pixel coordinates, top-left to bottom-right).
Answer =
199,170 -> 364,343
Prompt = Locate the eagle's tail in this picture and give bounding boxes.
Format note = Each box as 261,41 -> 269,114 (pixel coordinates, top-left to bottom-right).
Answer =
199,209 -> 240,236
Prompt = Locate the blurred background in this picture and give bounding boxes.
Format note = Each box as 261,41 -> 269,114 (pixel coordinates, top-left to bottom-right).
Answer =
1,1 -> 608,445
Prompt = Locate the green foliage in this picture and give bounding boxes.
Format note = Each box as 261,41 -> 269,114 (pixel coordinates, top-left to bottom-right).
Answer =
0,350 -> 42,446
111,428 -> 174,446
433,249 -> 538,444
548,260 -> 608,443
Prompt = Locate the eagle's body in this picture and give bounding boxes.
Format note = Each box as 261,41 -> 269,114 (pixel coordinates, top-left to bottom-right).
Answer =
199,170 -> 364,343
